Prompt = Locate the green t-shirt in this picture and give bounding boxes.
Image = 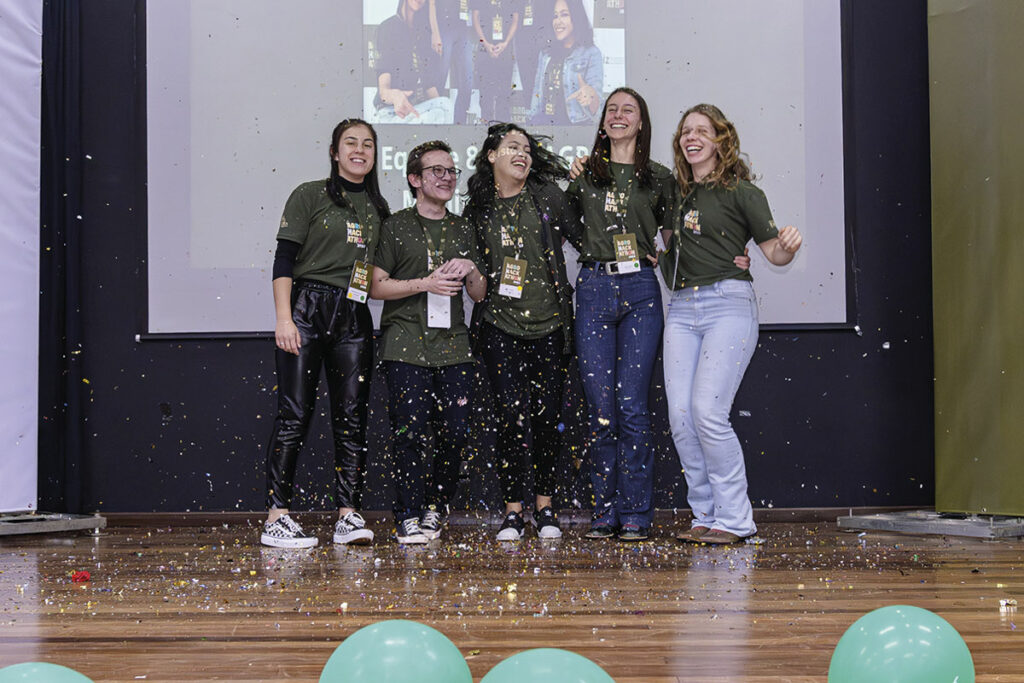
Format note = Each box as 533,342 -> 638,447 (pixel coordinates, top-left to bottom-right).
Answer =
374,207 -> 480,367
565,161 -> 674,263
275,180 -> 381,288
480,193 -> 562,339
661,179 -> 779,290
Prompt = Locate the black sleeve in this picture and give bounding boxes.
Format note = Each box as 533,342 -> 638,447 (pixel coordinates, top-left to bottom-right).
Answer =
272,239 -> 301,280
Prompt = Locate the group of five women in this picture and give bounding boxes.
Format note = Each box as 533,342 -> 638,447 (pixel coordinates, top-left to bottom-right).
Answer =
259,88 -> 803,549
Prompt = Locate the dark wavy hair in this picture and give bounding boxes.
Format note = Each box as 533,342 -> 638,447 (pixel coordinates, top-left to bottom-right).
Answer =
327,118 -> 391,220
672,103 -> 752,197
583,87 -> 654,189
465,122 -> 568,206
550,0 -> 594,56
406,139 -> 453,197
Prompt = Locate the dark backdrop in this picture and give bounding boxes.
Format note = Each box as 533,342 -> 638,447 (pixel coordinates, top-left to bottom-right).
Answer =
38,0 -> 933,514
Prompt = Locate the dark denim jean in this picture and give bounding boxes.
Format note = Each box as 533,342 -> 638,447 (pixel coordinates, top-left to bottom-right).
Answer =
574,264 -> 663,528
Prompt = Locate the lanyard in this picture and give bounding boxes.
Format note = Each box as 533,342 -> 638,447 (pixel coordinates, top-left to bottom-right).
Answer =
415,211 -> 449,271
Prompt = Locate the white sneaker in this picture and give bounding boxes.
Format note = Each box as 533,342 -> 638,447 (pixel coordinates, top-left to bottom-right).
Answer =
396,517 -> 428,544
261,514 -> 318,548
496,511 -> 526,541
420,505 -> 445,541
333,512 -> 374,545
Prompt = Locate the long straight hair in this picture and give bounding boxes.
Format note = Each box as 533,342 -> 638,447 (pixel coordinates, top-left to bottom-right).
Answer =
583,87 -> 654,189
326,118 -> 391,220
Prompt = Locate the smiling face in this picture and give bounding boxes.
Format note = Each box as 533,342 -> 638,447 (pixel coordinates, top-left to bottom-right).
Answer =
552,0 -> 574,47
410,149 -> 457,204
488,130 -> 532,192
332,124 -> 375,183
677,111 -> 719,179
602,91 -> 641,144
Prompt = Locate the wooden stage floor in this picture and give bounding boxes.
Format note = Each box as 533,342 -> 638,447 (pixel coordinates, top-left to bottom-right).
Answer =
1,519 -> 1021,682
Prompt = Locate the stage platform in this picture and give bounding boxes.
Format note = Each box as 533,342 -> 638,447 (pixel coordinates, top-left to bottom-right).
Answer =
0,518 -> 1021,681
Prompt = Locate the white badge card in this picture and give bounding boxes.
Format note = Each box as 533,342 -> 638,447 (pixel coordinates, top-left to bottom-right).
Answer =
459,0 -> 469,22
492,16 -> 504,41
427,292 -> 451,328
499,256 -> 527,298
523,3 -> 533,25
613,233 -> 641,273
346,260 -> 372,303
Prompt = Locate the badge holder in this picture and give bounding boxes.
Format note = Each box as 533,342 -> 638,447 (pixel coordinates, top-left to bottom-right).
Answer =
427,292 -> 451,328
612,233 -> 641,274
346,260 -> 372,303
499,256 -> 527,299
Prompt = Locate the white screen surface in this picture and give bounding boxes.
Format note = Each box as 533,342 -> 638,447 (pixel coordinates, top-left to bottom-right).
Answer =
147,0 -> 845,333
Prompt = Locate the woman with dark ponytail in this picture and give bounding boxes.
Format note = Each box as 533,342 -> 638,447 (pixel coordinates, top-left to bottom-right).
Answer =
261,119 -> 391,548
463,123 -> 576,541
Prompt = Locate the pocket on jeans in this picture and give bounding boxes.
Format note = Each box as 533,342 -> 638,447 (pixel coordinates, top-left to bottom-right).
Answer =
717,279 -> 755,302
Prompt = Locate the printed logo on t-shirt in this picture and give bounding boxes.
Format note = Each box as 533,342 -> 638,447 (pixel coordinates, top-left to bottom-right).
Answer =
346,221 -> 365,245
280,217 -> 289,229
684,209 -> 701,235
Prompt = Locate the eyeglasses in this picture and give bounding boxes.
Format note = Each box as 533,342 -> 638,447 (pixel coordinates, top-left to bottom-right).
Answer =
423,165 -> 461,179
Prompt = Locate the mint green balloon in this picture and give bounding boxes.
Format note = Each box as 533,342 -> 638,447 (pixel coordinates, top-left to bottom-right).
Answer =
829,605 -> 975,683
319,620 -> 471,683
481,648 -> 615,683
0,663 -> 94,682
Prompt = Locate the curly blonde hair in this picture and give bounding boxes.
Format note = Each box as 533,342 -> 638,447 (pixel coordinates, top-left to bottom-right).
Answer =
672,104 -> 752,196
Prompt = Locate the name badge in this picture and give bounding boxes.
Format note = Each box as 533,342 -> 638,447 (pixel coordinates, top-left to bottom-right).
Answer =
346,221 -> 364,245
492,16 -> 504,41
613,233 -> 641,274
523,3 -> 533,25
459,0 -> 469,22
346,260 -> 372,303
427,292 -> 451,328
499,256 -> 527,299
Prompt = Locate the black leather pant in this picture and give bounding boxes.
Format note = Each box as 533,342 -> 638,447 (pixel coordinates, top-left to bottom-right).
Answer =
265,280 -> 372,510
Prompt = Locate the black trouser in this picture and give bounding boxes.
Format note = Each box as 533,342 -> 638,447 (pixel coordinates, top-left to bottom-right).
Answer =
475,46 -> 514,122
265,280 -> 372,510
479,322 -> 566,504
384,360 -> 475,522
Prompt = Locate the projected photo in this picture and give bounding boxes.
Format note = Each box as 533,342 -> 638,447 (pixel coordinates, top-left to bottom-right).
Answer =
363,0 -> 626,126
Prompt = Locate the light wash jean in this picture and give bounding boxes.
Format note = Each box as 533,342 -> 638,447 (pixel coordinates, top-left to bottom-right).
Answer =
663,278 -> 759,537
374,96 -> 454,125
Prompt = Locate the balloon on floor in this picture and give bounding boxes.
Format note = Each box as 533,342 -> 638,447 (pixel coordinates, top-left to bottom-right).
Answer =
0,663 -> 94,682
828,605 -> 975,683
481,648 -> 615,683
319,619 -> 472,683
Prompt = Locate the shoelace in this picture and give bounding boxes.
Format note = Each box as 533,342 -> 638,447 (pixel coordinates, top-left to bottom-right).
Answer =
402,519 -> 421,535
343,512 -> 365,528
423,510 -> 442,526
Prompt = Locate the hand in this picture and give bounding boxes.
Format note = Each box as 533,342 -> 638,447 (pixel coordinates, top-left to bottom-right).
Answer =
645,253 -> 658,267
275,320 -> 301,356
423,267 -> 464,296
778,225 -> 803,254
489,41 -> 507,57
391,89 -> 420,119
431,30 -> 443,55
569,154 -> 589,180
567,74 -> 599,114
733,247 -> 751,270
439,258 -> 477,280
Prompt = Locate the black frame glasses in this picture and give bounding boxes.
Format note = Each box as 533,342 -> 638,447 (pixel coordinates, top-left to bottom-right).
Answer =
423,165 -> 461,179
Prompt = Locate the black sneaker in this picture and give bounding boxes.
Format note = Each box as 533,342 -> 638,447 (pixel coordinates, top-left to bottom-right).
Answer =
395,517 -> 428,544
496,511 -> 526,541
535,506 -> 562,539
420,505 -> 445,541
618,523 -> 649,541
261,514 -> 318,548
584,523 -> 617,540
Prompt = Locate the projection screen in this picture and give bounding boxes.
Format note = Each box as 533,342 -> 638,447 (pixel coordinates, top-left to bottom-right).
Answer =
147,0 -> 845,333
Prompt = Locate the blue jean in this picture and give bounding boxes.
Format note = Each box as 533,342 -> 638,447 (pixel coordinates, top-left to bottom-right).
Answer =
662,279 -> 759,537
575,265 -> 663,528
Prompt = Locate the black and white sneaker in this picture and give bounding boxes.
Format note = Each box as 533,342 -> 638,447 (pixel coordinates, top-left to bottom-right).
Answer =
333,512 -> 374,545
396,517 -> 428,544
535,506 -> 563,539
261,514 -> 318,548
420,505 -> 445,541
496,511 -> 526,541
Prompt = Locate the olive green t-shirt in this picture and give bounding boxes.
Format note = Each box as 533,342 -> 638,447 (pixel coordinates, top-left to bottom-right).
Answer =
480,193 -> 562,339
275,180 -> 381,288
661,179 -> 779,290
373,207 -> 480,367
565,161 -> 674,263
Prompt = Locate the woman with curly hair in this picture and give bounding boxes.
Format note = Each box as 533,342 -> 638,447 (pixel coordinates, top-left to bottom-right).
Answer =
662,103 -> 803,545
463,123 -> 576,541
262,119 -> 391,548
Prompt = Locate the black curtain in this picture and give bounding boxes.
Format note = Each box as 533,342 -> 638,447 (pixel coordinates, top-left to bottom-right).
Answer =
38,0 -> 85,513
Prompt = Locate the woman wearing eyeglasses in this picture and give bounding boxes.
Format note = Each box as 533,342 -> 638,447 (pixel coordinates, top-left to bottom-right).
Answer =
463,123 -> 576,541
261,119 -> 390,549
